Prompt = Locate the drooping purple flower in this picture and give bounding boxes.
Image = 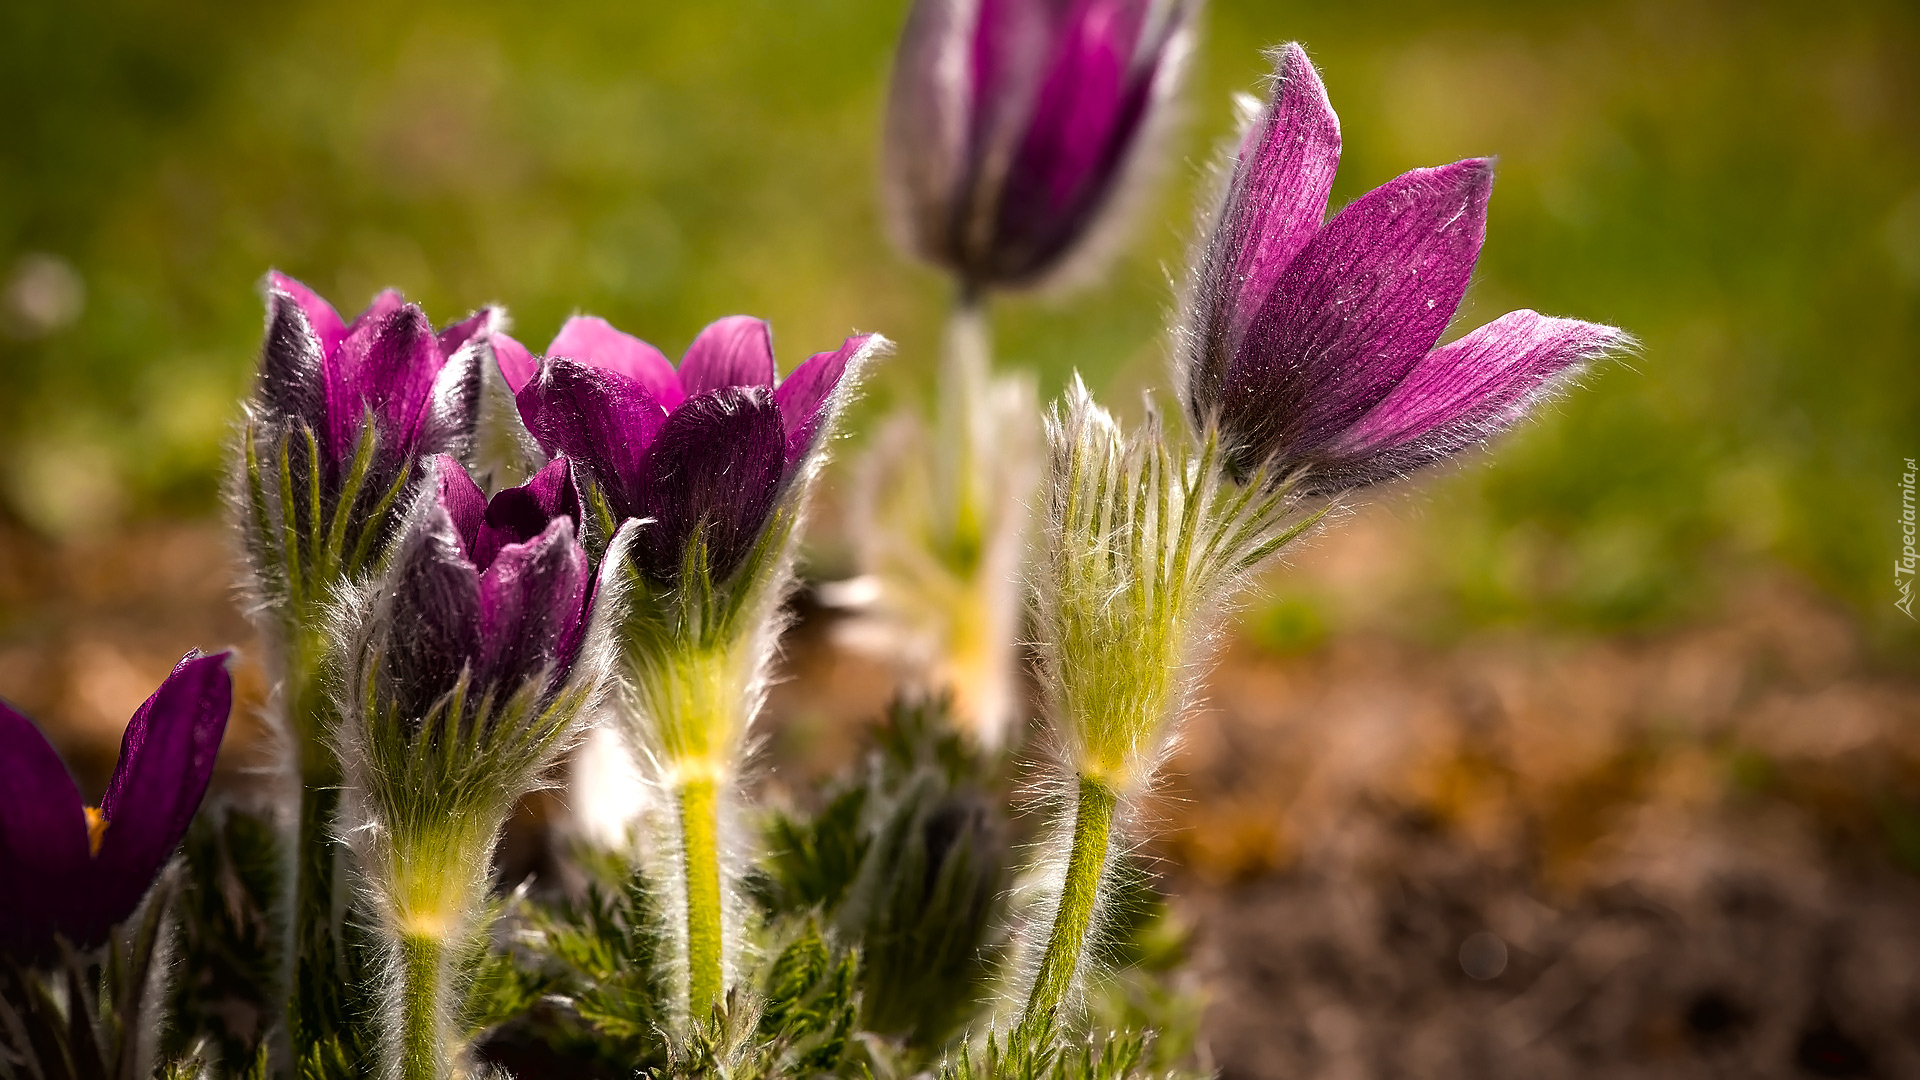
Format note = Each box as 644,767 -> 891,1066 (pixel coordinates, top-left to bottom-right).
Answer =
257,272 -> 487,475
1182,44 -> 1627,492
0,652 -> 232,958
497,316 -> 877,587
884,0 -> 1193,291
377,456 -> 591,725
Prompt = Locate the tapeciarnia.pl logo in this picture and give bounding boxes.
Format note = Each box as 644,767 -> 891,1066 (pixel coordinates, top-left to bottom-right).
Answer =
1899,457 -> 1917,619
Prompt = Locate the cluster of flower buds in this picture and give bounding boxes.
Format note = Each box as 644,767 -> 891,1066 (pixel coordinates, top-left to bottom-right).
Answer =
1,14 -> 1628,1080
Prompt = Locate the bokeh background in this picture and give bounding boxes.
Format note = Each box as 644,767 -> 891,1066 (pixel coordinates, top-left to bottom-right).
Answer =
3,0 -> 1917,1076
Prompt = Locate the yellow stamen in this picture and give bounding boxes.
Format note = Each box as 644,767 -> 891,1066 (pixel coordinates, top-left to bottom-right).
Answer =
84,805 -> 109,857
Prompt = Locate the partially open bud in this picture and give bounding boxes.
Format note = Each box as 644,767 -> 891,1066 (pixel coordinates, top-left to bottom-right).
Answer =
1178,45 -> 1627,491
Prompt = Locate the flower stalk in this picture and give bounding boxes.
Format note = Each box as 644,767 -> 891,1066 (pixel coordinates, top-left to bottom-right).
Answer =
1018,381 -> 1323,1032
1021,775 -> 1117,1034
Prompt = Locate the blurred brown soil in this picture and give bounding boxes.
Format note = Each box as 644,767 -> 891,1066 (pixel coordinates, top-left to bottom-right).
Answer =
1161,578 -> 1920,1079
5,518 -> 1920,1078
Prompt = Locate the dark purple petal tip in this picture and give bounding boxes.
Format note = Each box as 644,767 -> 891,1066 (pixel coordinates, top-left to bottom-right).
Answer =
630,386 -> 787,586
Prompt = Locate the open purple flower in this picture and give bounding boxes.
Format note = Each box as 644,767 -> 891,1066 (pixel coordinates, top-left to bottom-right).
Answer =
377,456 -> 591,725
884,0 -> 1192,291
1182,44 -> 1626,492
497,316 -> 876,587
0,651 -> 232,957
258,272 -> 487,476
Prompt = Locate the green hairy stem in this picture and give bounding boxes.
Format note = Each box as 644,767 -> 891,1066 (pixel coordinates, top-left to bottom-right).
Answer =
678,776 -> 725,1017
1021,775 -> 1119,1034
395,932 -> 448,1080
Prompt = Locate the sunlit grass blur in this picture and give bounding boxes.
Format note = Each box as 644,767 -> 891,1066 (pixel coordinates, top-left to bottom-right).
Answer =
1,0 -> 1914,654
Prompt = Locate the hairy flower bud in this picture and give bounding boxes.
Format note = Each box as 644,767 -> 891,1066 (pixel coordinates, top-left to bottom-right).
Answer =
1179,45 -> 1627,491
884,0 -> 1193,291
336,456 -> 630,1080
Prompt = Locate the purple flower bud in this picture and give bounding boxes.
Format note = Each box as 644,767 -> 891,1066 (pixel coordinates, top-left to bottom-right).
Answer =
260,273 -> 486,474
379,457 -> 590,723
500,316 -> 875,587
0,652 -> 232,957
884,0 -> 1192,291
1182,45 -> 1627,492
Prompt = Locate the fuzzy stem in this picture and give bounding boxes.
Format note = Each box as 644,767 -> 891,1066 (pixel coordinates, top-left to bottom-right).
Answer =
1021,775 -> 1119,1036
677,776 -> 725,1017
393,932 -> 448,1080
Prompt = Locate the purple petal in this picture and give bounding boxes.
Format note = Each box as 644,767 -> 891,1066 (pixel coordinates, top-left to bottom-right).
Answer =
1187,44 -> 1340,428
0,698 -> 90,951
678,316 -> 777,397
437,307 -> 495,360
346,289 -> 407,336
515,358 -> 667,520
990,0 -> 1156,277
882,0 -> 973,266
477,517 -> 590,692
90,651 -> 232,944
474,456 -> 583,570
550,315 -> 684,409
433,454 -> 488,559
1221,43 -> 1342,336
258,282 -> 329,432
326,302 -> 444,463
1222,158 -> 1494,470
774,335 -> 866,463
492,332 -> 539,396
268,271 -> 346,359
631,386 -> 787,586
385,503 -> 484,723
1316,310 -> 1624,488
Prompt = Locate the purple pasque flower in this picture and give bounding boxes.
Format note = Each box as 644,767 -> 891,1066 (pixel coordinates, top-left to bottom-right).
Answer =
884,0 -> 1193,291
1182,44 -> 1627,493
497,315 -> 876,587
377,455 -> 591,725
0,652 -> 232,957
258,272 -> 486,475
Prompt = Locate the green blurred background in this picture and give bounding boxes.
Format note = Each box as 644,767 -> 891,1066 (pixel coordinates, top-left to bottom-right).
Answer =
2,0 -> 1915,656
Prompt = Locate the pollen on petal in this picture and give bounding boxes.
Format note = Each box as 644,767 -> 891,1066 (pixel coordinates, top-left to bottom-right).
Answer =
84,805 -> 109,857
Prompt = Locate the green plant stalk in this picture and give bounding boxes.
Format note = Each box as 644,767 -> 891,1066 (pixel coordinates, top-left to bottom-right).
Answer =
396,932 -> 447,1080
1021,774 -> 1119,1035
936,298 -> 990,566
625,634 -> 748,1021
677,775 -> 724,1017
